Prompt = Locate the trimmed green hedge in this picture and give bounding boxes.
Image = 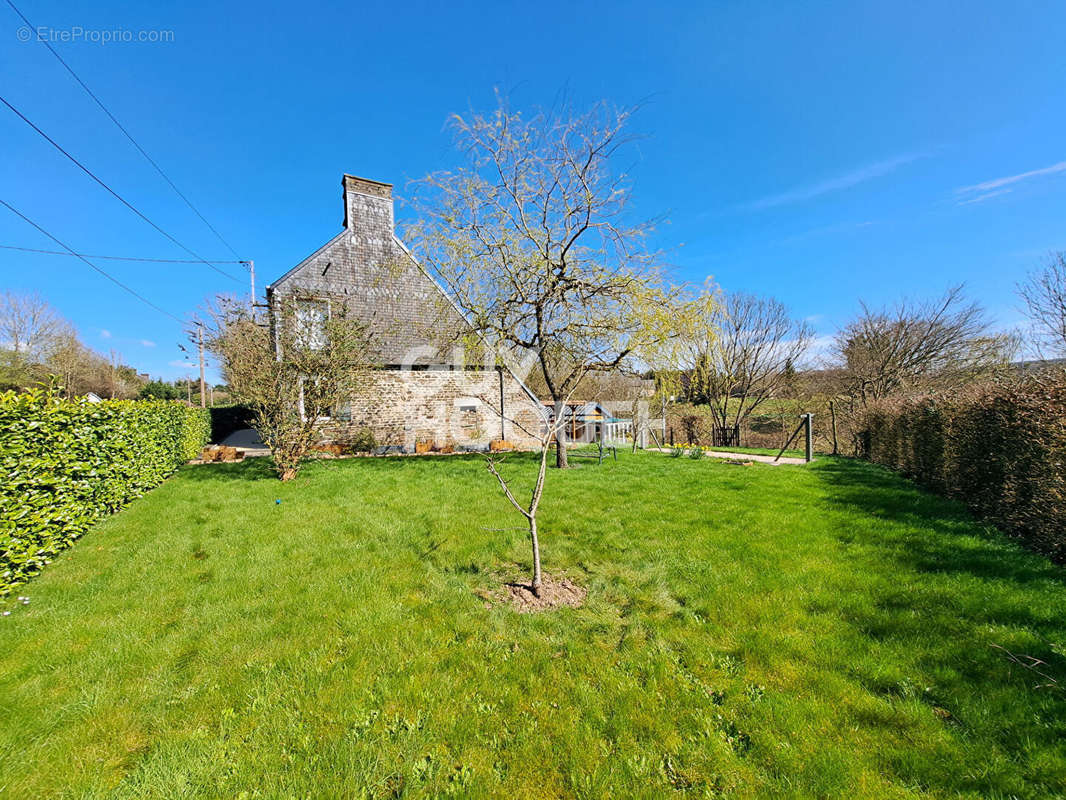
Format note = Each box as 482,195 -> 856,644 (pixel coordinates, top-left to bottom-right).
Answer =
862,371 -> 1066,563
0,388 -> 209,594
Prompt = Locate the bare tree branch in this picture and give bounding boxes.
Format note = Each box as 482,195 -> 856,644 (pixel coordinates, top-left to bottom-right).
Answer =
1018,253 -> 1066,358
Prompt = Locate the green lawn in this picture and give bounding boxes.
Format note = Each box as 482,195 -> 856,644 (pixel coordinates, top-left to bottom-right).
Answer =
1,453 -> 1064,798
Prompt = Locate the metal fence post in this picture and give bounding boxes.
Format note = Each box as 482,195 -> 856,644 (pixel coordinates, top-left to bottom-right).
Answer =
805,413 -> 813,463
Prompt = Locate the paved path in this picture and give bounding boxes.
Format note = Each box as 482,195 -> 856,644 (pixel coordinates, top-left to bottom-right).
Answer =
219,428 -> 271,457
651,447 -> 808,465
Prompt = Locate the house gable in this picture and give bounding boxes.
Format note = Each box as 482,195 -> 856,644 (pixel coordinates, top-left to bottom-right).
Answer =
266,175 -> 467,366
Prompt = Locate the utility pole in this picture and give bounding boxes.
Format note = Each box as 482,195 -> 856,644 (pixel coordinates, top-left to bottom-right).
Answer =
197,324 -> 206,408
247,259 -> 255,310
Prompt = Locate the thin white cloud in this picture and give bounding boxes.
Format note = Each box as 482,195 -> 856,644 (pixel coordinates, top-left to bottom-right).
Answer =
100,329 -> 111,339
168,359 -> 192,369
747,152 -> 928,210
956,160 -> 1066,195
140,339 -> 156,348
779,219 -> 877,244
957,188 -> 1012,206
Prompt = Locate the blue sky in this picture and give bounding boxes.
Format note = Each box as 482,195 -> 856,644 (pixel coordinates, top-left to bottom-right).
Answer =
2,0 -> 1064,381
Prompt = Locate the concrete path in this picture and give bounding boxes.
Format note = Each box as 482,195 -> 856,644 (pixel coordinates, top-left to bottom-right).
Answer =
219,428 -> 271,457
652,447 -> 808,465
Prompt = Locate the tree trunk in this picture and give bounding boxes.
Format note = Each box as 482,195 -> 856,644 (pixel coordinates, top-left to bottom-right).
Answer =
528,515 -> 542,595
555,428 -> 569,469
829,400 -> 839,455
279,468 -> 297,481
553,400 -> 569,469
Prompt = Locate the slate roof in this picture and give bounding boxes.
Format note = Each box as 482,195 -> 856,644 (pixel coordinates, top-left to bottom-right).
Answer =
266,176 -> 469,366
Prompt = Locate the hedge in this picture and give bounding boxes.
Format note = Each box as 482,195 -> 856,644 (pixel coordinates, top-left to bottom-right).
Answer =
0,388 -> 210,594
862,370 -> 1066,563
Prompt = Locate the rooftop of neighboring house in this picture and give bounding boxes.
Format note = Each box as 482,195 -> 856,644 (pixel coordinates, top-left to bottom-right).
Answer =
531,372 -> 655,404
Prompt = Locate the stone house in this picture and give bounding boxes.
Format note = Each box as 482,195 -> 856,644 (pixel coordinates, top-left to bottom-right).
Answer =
265,174 -> 546,452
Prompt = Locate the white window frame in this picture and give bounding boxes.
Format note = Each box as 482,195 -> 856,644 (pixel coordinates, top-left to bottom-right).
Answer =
298,375 -> 336,422
292,296 -> 331,351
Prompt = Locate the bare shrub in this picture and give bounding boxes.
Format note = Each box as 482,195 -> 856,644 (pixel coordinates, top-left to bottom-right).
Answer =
204,295 -> 375,480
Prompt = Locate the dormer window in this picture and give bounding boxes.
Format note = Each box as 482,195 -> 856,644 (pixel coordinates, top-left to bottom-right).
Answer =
294,299 -> 329,350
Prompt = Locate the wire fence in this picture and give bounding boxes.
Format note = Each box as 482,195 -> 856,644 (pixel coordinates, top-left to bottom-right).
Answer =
664,400 -> 862,455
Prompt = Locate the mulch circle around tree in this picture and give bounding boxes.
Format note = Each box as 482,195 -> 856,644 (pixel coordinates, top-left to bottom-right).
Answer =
497,576 -> 587,613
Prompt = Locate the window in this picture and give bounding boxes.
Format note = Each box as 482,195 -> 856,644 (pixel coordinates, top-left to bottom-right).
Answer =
457,399 -> 479,432
298,376 -> 335,421
293,299 -> 328,350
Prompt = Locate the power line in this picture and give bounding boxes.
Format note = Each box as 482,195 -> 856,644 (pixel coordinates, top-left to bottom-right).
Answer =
0,243 -> 247,264
0,94 -> 243,284
4,0 -> 244,262
0,199 -> 184,324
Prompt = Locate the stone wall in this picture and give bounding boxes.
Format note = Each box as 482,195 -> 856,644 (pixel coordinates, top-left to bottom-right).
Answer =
318,368 -> 544,451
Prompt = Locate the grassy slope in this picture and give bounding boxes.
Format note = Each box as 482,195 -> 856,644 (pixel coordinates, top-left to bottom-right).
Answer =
0,454 -> 1063,799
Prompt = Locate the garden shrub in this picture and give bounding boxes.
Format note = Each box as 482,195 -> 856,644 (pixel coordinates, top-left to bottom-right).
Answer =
861,370 -> 1066,562
680,414 -> 705,445
0,387 -> 210,593
346,427 -> 377,454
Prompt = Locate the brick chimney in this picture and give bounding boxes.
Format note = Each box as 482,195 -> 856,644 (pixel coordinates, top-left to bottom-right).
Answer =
342,174 -> 394,238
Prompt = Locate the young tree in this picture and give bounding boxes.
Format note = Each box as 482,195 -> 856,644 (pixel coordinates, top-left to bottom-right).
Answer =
1018,253 -> 1066,357
408,95 -> 663,470
205,295 -> 375,480
686,290 -> 813,431
407,95 -> 699,594
480,286 -> 698,597
835,285 -> 1015,404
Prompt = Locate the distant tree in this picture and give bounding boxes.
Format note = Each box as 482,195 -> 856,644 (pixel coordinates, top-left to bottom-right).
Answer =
835,285 -> 1015,405
0,291 -> 69,362
0,292 -> 72,390
0,351 -> 46,391
0,292 -> 146,397
45,334 -> 93,398
1018,253 -> 1066,357
139,380 -> 182,400
686,290 -> 813,431
205,294 -> 375,481
39,336 -> 140,399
